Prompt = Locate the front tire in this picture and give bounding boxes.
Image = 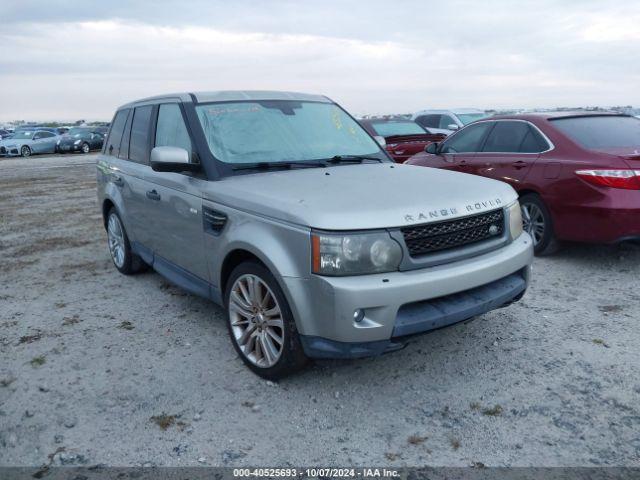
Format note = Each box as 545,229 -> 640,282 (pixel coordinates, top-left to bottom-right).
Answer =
520,193 -> 559,255
106,208 -> 147,275
21,146 -> 31,157
224,261 -> 308,379
81,142 -> 90,154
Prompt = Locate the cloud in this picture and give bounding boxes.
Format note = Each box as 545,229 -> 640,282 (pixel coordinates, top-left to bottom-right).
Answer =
0,1 -> 639,121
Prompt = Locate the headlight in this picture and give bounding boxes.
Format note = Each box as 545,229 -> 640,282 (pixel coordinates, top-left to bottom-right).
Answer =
57,140 -> 61,145
508,201 -> 523,240
312,231 -> 402,276
74,139 -> 81,145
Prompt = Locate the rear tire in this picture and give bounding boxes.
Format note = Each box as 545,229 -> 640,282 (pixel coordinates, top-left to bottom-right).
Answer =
224,261 -> 308,380
520,193 -> 559,255
106,208 -> 148,275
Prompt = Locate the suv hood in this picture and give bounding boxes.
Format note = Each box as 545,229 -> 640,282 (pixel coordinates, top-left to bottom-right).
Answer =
206,163 -> 517,230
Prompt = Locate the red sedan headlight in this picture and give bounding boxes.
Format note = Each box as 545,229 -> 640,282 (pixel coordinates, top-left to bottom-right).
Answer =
575,170 -> 640,190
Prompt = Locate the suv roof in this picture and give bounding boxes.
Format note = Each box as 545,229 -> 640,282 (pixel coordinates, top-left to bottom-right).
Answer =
118,90 -> 331,109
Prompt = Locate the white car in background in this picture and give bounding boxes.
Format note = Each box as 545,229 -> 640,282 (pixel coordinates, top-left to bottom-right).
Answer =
412,109 -> 489,135
0,129 -> 60,157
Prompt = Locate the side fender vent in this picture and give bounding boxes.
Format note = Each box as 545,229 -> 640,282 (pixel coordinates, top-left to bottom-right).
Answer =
203,207 -> 227,235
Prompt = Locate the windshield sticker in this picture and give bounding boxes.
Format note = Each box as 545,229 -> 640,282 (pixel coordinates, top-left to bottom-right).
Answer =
331,107 -> 343,130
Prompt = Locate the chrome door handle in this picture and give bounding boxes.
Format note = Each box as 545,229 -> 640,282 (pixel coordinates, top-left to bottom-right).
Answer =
512,160 -> 527,169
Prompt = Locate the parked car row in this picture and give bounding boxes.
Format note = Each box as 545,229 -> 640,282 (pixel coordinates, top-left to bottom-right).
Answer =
0,126 -> 108,157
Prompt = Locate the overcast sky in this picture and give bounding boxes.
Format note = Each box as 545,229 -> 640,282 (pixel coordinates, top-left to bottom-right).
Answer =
1,0 -> 639,122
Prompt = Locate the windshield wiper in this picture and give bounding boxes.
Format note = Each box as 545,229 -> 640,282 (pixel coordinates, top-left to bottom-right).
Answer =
327,155 -> 384,164
232,161 -> 327,171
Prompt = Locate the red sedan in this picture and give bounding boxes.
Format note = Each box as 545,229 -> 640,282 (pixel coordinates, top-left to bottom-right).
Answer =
406,112 -> 640,254
359,118 -> 446,163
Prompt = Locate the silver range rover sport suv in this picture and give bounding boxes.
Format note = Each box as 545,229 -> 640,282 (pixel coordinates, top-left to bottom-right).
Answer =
97,91 -> 533,379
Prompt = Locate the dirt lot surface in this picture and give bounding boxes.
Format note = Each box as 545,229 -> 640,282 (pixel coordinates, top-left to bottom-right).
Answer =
1,154 -> 639,468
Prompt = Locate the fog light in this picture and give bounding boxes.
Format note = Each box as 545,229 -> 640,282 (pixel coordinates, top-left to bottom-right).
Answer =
353,309 -> 365,323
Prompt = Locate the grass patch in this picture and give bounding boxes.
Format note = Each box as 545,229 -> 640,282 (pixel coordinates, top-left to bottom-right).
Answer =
150,413 -> 178,430
30,355 -> 46,367
598,305 -> 623,314
450,438 -> 461,450
481,404 -> 503,416
19,331 -> 42,344
592,338 -> 610,348
407,435 -> 427,445
62,315 -> 81,326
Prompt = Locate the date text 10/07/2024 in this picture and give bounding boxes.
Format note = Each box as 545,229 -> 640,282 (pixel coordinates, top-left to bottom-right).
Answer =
233,468 -> 400,478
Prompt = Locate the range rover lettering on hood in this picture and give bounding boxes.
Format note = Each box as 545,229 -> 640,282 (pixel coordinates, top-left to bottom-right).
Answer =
404,198 -> 503,223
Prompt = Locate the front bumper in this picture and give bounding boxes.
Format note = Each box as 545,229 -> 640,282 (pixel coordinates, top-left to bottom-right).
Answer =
57,143 -> 82,153
283,232 -> 533,358
0,146 -> 19,156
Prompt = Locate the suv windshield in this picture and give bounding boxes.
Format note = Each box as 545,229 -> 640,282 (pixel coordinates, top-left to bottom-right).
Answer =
195,100 -> 380,164
456,113 -> 488,125
370,121 -> 426,136
551,115 -> 640,149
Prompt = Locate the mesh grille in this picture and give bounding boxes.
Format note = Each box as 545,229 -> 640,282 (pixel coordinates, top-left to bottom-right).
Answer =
401,209 -> 504,256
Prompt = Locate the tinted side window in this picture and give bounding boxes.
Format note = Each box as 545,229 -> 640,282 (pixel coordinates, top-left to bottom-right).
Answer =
129,106 -> 153,163
482,121 -> 530,153
519,126 -> 550,153
42,132 -> 55,138
415,114 -> 440,129
106,109 -> 130,156
439,115 -> 456,129
441,122 -> 492,153
155,104 -> 192,156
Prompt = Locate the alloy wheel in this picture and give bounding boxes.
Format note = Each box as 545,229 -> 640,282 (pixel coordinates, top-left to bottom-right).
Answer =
21,146 -> 31,157
521,203 -> 545,246
82,143 -> 90,154
228,274 -> 284,368
107,213 -> 126,268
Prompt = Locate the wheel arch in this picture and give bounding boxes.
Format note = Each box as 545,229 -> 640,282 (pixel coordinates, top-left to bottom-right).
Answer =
220,249 -> 267,296
102,198 -> 115,229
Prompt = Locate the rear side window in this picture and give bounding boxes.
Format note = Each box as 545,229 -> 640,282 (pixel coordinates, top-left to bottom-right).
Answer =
105,109 -> 130,156
441,122 -> 492,153
129,105 -> 153,163
415,114 -> 441,129
438,115 -> 456,129
519,127 -> 550,153
155,104 -> 192,156
482,121 -> 531,153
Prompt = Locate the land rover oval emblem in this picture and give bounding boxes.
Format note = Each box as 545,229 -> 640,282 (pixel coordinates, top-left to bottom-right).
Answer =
489,224 -> 500,236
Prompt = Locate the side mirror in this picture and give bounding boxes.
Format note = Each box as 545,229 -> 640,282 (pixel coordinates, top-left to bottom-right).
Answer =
447,124 -> 459,131
424,142 -> 440,154
373,135 -> 387,147
150,146 -> 200,173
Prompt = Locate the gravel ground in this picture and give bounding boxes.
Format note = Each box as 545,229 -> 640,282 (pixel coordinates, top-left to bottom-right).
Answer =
0,154 -> 639,468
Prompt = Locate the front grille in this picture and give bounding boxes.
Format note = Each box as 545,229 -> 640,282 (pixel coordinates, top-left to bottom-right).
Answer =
401,209 -> 504,256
